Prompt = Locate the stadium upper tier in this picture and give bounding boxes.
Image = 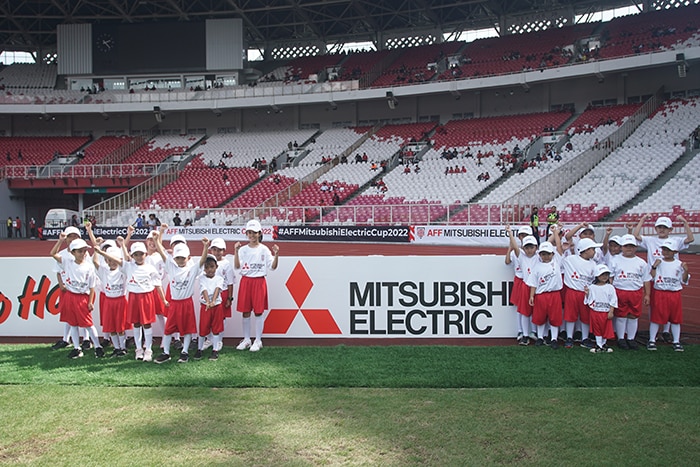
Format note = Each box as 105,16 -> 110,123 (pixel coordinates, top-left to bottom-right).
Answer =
0,5 -> 697,106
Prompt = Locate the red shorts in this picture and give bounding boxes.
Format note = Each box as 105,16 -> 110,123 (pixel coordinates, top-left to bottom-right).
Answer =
563,287 -> 589,324
199,303 -> 225,336
532,291 -> 563,327
236,276 -> 268,315
164,298 -> 197,335
221,289 -> 232,318
510,277 -> 523,307
650,289 -> 683,325
100,295 -> 128,333
614,288 -> 644,318
59,291 -> 93,327
590,310 -> 615,339
128,291 -> 156,325
516,280 -> 533,317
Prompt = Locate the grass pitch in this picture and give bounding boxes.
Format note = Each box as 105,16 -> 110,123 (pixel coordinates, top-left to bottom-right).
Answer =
0,343 -> 698,465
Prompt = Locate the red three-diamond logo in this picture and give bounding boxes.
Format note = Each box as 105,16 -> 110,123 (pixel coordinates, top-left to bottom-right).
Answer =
264,261 -> 342,334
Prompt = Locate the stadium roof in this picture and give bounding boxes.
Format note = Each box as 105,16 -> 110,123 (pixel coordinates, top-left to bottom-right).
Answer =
0,0 -> 643,56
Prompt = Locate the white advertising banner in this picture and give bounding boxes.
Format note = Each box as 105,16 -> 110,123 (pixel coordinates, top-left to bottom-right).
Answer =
0,256 -> 517,339
410,225 -> 512,247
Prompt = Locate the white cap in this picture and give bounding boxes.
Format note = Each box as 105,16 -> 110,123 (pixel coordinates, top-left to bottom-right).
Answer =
63,226 -> 81,237
608,235 -> 622,245
581,224 -> 595,234
245,219 -> 262,232
172,243 -> 190,258
210,238 -> 226,250
101,239 -> 117,251
619,234 -> 637,246
521,235 -> 538,247
517,226 -> 532,236
577,237 -> 602,253
169,234 -> 187,246
146,230 -> 158,239
130,242 -> 147,254
655,216 -> 673,228
69,238 -> 89,251
595,264 -> 611,276
661,239 -> 678,251
538,241 -> 555,254
205,254 -> 218,263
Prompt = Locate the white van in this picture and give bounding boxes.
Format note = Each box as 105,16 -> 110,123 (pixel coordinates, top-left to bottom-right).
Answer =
44,208 -> 80,228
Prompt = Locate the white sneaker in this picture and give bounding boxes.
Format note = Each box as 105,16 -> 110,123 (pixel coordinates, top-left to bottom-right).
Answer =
249,340 -> 263,352
202,338 -> 213,350
135,348 -> 144,361
236,339 -> 251,350
143,348 -> 153,362
215,340 -> 223,351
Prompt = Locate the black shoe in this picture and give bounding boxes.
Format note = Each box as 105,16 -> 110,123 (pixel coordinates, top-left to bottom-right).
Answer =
173,339 -> 183,350
68,348 -> 83,359
626,339 -> 639,350
117,349 -> 128,357
518,336 -> 529,346
109,348 -> 121,358
95,347 -> 105,358
617,339 -> 629,350
661,332 -> 673,344
177,352 -> 189,363
209,350 -> 219,361
573,330 -> 583,343
550,340 -> 559,350
51,339 -> 69,350
155,353 -> 171,364
193,349 -> 203,360
559,330 -> 567,342
100,338 -> 111,348
535,338 -> 544,346
81,339 -> 92,350
580,338 -> 594,349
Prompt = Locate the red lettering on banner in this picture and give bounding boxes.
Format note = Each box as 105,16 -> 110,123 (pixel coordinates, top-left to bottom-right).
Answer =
46,286 -> 61,316
0,293 -> 11,324
17,276 -> 53,320
427,229 -> 442,236
266,261 -> 342,335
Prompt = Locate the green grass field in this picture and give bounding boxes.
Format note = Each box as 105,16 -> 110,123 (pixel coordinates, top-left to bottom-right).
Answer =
1,343 -> 698,465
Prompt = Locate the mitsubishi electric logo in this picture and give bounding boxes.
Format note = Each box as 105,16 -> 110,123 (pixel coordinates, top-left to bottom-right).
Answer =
264,261 -> 342,334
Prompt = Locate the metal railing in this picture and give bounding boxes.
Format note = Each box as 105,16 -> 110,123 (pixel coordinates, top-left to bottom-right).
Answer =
2,162 -> 177,180
502,86 -> 665,213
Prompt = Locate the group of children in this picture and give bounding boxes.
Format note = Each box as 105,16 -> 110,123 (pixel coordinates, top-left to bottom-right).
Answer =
49,219 -> 279,362
506,214 -> 692,353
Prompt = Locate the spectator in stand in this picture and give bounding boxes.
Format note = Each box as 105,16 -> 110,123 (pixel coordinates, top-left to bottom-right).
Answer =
133,214 -> 144,228
6,216 -> 12,238
184,219 -> 192,227
172,213 -> 182,226
71,214 -> 80,227
146,213 -> 160,230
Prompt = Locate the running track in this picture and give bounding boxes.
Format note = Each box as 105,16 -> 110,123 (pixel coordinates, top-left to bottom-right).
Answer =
3,239 -> 698,343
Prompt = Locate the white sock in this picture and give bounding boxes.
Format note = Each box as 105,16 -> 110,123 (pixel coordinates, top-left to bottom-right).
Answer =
649,322 -> 660,342
198,335 -> 206,350
614,318 -> 626,340
595,336 -> 604,348
162,335 -> 172,355
111,334 -> 120,349
242,316 -> 251,341
550,326 -> 559,341
254,314 -> 265,340
565,321 -> 575,339
63,323 -> 71,342
87,326 -> 101,347
83,328 -> 90,340
134,326 -> 143,349
519,314 -> 529,336
183,334 -> 192,352
213,334 -> 221,350
626,318 -> 638,340
537,324 -> 546,340
144,327 -> 153,350
671,323 -> 681,343
663,322 -> 671,333
119,334 -> 126,349
581,323 -> 590,341
69,326 -> 81,349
